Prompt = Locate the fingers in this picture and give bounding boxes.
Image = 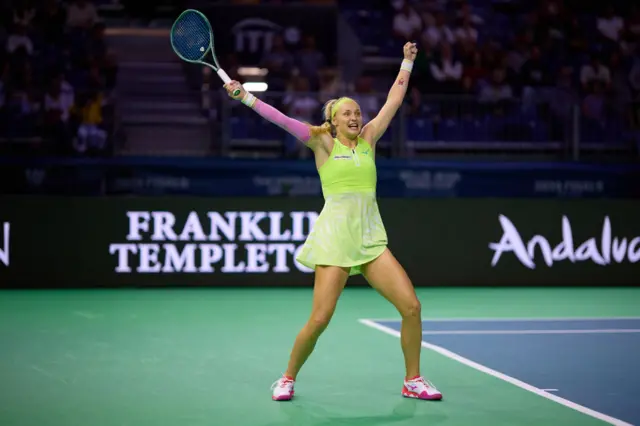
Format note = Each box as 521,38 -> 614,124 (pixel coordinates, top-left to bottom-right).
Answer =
405,41 -> 418,53
223,80 -> 243,97
224,80 -> 238,91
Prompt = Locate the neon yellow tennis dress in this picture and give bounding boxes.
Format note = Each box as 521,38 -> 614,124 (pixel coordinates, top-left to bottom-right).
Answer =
296,137 -> 388,276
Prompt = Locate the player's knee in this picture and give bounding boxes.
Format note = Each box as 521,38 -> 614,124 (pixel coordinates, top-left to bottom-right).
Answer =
309,312 -> 333,334
400,298 -> 421,319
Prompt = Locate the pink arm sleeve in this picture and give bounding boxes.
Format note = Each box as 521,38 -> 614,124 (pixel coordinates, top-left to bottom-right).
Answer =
253,99 -> 311,142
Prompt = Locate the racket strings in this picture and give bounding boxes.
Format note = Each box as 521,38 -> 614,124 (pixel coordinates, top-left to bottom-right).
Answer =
171,11 -> 212,62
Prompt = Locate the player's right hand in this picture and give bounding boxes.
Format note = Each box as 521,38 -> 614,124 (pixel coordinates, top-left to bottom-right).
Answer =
224,80 -> 245,100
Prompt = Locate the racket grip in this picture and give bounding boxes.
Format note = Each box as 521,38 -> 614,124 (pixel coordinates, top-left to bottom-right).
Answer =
217,68 -> 242,96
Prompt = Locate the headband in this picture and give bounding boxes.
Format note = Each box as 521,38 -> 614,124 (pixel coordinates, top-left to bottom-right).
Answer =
330,97 -> 356,120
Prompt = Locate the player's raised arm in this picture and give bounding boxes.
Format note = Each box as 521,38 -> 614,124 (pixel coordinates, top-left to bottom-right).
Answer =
223,81 -> 327,151
361,42 -> 417,146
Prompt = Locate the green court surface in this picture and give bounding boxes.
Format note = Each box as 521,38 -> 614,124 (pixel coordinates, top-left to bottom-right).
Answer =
0,287 -> 638,426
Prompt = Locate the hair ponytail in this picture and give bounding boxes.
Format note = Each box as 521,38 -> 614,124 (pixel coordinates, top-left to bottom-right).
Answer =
309,98 -> 339,137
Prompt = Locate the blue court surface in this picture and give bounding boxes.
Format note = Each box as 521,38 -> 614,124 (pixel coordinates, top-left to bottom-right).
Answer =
363,317 -> 640,426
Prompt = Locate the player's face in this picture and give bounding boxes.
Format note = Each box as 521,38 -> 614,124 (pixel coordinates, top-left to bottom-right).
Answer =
333,101 -> 362,139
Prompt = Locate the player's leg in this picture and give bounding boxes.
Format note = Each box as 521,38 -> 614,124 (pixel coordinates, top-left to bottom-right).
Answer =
285,265 -> 349,378
272,265 -> 350,400
362,249 -> 442,400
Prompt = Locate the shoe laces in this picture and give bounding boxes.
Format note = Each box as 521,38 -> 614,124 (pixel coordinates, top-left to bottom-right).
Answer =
408,376 -> 435,388
271,375 -> 294,390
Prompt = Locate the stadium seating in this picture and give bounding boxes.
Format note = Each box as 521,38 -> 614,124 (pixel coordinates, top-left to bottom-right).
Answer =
0,0 -> 118,156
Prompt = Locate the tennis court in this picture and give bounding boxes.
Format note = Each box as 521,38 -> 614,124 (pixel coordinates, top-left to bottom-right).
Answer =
0,287 -> 638,426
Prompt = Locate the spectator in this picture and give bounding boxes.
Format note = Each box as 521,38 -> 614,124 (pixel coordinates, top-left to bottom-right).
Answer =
6,24 -> 33,56
424,12 -> 455,48
67,0 -> 99,30
12,1 -> 36,29
52,71 -> 75,106
460,74 -> 476,94
283,77 -> 318,125
479,69 -> 513,105
351,76 -> 378,123
0,0 -> 117,155
429,43 -> 463,92
70,88 -> 108,154
479,42 -> 500,71
582,80 -> 606,121
412,36 -> 436,81
608,51 -> 631,116
392,2 -> 422,41
548,65 -> 579,136
580,53 -> 611,91
406,85 -> 423,117
318,69 -> 344,104
260,34 -> 294,93
295,35 -> 326,91
44,74 -> 74,147
4,63 -> 39,139
462,51 -> 486,88
456,1 -> 484,26
282,76 -> 318,158
597,6 -> 624,43
520,47 -> 551,93
538,0 -> 566,40
455,17 -> 478,46
506,37 -> 529,74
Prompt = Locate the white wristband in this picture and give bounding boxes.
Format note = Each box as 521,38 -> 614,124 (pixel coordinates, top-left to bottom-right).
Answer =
400,59 -> 414,73
241,92 -> 256,108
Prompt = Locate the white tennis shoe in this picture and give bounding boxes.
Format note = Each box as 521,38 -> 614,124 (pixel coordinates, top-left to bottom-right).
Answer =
271,374 -> 442,401
271,375 -> 295,401
402,376 -> 443,400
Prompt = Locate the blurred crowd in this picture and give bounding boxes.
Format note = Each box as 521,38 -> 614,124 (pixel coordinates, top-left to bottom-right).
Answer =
3,0 -> 639,159
230,0 -> 336,3
398,0 -> 639,129
249,0 -> 640,150
0,0 -> 118,156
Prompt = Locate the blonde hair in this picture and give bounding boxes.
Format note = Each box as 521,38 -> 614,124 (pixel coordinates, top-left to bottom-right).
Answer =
308,97 -> 355,137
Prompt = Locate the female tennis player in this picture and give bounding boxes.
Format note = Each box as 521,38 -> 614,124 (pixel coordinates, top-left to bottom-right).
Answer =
224,42 -> 442,402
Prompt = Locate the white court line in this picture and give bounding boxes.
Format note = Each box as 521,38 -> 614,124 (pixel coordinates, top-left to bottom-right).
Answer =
367,316 -> 640,322
359,318 -> 633,426
422,329 -> 640,335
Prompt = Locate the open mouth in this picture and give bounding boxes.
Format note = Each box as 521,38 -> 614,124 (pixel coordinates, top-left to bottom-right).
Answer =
348,123 -> 359,130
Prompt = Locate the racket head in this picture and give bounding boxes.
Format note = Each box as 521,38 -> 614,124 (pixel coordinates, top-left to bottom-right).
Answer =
170,9 -> 218,67
170,9 -> 241,97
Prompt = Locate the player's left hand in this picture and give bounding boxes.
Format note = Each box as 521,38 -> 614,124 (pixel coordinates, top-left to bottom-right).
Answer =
403,42 -> 418,61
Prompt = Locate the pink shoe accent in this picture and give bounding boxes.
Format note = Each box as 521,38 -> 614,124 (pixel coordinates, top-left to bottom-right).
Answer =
271,377 -> 295,401
272,392 -> 294,401
402,385 -> 442,400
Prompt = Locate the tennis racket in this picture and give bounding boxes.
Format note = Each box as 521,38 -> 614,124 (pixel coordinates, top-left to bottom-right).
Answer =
170,9 -> 241,97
